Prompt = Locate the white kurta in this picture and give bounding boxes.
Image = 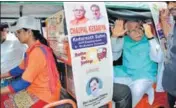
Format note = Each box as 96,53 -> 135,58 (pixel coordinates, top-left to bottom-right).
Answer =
111,36 -> 163,107
1,33 -> 27,74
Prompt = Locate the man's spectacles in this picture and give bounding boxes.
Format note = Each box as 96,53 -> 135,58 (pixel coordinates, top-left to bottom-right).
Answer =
127,27 -> 144,35
16,30 -> 21,34
73,9 -> 84,12
169,8 -> 176,12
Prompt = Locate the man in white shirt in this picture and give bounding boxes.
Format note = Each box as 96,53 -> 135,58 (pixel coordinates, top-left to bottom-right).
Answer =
1,23 -> 27,86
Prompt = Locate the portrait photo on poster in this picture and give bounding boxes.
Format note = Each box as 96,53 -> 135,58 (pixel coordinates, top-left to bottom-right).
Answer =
86,77 -> 103,97
65,3 -> 107,27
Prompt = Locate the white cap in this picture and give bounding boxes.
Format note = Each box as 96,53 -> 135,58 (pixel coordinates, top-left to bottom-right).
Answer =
10,16 -> 41,32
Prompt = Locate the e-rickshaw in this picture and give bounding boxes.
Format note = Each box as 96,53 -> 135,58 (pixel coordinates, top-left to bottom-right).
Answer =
1,2 -> 169,108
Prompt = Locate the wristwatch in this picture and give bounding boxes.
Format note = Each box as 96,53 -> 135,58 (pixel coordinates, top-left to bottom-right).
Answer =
147,37 -> 154,40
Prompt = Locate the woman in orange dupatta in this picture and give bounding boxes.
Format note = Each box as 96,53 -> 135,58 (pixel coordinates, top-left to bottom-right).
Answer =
1,16 -> 61,108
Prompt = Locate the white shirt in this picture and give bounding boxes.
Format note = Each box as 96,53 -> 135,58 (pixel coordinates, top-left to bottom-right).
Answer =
88,16 -> 106,25
111,36 -> 164,105
1,33 -> 27,73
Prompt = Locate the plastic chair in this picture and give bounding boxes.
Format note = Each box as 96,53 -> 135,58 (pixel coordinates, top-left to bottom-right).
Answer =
43,99 -> 77,108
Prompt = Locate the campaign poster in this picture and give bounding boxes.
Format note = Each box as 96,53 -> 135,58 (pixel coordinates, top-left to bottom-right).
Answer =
64,2 -> 113,108
46,10 -> 69,61
149,2 -> 172,54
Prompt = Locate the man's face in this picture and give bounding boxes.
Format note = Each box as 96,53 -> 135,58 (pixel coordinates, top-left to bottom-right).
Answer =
168,2 -> 176,18
91,6 -> 101,19
90,79 -> 99,94
1,28 -> 8,43
126,22 -> 144,41
73,6 -> 85,20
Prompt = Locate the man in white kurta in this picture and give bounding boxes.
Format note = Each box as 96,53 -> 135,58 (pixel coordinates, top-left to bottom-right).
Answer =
111,20 -> 163,107
1,23 -> 26,75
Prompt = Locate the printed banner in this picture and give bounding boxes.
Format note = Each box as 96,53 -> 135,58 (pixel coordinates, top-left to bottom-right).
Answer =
64,2 -> 113,108
46,10 -> 69,61
149,2 -> 169,53
149,2 -> 167,39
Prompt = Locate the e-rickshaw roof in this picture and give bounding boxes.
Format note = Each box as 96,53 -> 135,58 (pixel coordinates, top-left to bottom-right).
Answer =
1,1 -> 150,10
1,1 -> 153,24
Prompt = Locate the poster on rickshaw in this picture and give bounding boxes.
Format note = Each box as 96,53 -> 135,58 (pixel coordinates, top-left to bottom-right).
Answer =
46,10 -> 69,61
149,2 -> 173,92
149,2 -> 170,53
64,2 -> 113,108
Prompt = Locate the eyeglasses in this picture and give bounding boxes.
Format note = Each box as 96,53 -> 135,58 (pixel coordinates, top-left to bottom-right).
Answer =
16,30 -> 21,34
169,8 -> 176,12
127,27 -> 144,35
73,9 -> 84,12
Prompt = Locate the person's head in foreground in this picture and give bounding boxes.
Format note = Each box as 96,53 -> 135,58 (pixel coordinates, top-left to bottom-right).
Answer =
11,16 -> 46,46
0,23 -> 8,43
167,1 -> 176,20
125,21 -> 144,41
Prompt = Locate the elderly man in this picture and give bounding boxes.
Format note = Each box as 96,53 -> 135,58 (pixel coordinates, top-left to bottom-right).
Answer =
70,5 -> 88,26
111,19 -> 162,107
160,1 -> 176,108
